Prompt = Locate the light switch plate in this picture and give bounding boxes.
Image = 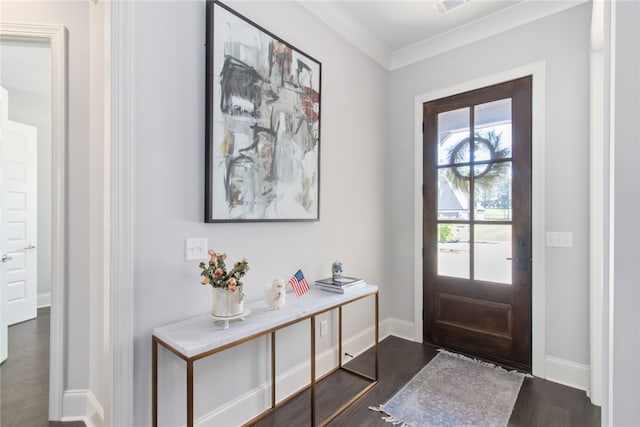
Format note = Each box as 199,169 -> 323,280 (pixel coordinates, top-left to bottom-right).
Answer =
545,232 -> 573,248
185,238 -> 208,261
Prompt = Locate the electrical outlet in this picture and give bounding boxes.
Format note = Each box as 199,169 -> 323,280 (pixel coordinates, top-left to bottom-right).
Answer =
320,320 -> 328,337
185,238 -> 208,261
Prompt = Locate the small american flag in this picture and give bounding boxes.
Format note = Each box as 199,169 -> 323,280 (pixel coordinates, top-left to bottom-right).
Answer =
289,269 -> 310,298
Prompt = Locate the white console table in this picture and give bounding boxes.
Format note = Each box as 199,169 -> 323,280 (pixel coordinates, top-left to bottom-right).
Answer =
152,284 -> 379,426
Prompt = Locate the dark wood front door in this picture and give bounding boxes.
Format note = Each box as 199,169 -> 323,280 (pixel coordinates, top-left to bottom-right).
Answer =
423,76 -> 532,370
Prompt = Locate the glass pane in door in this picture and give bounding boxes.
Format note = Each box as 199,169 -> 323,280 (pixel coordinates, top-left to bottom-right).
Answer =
474,99 -> 512,161
438,168 -> 469,220
438,107 -> 470,166
474,224 -> 512,284
437,224 -> 470,279
474,162 -> 512,221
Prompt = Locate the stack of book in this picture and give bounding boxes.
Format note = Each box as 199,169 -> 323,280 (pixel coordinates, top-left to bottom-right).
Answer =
314,277 -> 365,294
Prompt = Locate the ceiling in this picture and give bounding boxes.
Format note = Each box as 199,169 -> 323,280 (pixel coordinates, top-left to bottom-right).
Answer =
300,0 -> 588,70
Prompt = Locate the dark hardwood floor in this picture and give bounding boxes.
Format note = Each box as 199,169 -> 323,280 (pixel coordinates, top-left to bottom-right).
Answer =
1,307 -> 84,427
2,313 -> 599,427
254,335 -> 601,426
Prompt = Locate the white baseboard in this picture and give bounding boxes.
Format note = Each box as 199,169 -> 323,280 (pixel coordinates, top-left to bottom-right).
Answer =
195,346 -> 338,426
61,389 -> 104,427
37,292 -> 51,308
272,346 -> 339,404
86,391 -> 105,427
382,317 -> 416,342
61,390 -> 86,421
342,322 -> 377,360
544,356 -> 590,392
194,324 -> 381,426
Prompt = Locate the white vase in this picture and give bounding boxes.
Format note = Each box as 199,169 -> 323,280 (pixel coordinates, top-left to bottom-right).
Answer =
211,286 -> 244,317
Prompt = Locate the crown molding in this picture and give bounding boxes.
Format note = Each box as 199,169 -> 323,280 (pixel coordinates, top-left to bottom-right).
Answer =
390,0 -> 588,70
298,1 -> 391,69
300,0 -> 587,71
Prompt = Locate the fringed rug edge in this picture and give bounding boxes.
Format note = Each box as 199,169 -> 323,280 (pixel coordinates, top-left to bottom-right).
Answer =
369,405 -> 416,427
436,348 -> 534,378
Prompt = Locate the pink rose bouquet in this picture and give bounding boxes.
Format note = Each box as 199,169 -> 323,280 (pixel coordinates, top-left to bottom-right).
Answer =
199,249 -> 249,291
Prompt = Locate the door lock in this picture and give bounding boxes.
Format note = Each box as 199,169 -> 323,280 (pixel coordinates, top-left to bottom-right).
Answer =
1,254 -> 12,263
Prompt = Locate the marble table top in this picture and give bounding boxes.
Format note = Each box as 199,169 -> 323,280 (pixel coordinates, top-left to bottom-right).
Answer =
153,284 -> 378,358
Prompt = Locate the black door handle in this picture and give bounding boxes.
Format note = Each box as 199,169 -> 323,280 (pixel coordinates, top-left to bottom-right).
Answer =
516,234 -> 529,273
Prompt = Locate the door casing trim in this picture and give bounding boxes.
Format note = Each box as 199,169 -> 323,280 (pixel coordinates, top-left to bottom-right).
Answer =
109,1 -> 135,424
413,61 -> 546,377
0,22 -> 67,420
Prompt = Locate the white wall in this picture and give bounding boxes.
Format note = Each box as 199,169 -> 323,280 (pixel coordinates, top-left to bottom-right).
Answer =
387,3 -> 591,367
0,43 -> 53,306
132,1 -> 388,425
607,0 -> 640,424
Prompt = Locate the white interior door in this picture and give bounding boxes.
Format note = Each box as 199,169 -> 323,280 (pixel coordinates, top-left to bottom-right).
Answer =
0,87 -> 38,327
0,87 -> 7,363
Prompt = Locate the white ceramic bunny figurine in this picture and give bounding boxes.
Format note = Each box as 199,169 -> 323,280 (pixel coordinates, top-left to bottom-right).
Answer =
265,277 -> 286,310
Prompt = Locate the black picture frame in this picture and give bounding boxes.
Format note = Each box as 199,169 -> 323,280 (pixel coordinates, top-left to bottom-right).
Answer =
205,1 -> 321,223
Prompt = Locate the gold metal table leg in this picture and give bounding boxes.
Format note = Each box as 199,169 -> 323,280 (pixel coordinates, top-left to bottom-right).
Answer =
310,316 -> 316,427
187,359 -> 194,426
153,338 -> 158,427
375,291 -> 379,380
338,307 -> 343,367
271,331 -> 276,409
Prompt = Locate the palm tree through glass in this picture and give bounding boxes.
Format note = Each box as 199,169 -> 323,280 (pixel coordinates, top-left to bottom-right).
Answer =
436,98 -> 513,284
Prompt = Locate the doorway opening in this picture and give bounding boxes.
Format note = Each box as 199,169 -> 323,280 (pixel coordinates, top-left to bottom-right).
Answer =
0,38 -> 53,425
412,62 -> 546,377
0,23 -> 67,422
1,40 -> 51,327
422,77 -> 532,371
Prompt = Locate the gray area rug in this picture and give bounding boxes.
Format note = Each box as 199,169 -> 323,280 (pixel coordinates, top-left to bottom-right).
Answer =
370,350 -> 527,426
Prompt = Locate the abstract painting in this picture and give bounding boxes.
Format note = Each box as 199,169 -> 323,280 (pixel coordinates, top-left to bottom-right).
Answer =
205,1 -> 321,222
